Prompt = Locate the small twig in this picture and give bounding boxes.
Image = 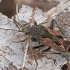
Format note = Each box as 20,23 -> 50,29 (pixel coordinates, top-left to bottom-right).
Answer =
16,3 -> 19,22
44,1 -> 70,21
22,42 -> 29,70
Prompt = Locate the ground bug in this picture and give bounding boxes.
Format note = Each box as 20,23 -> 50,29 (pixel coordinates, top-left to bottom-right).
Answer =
13,18 -> 70,70
14,18 -> 70,53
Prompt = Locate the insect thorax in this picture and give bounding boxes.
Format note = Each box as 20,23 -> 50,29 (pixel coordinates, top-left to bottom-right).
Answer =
28,25 -> 53,42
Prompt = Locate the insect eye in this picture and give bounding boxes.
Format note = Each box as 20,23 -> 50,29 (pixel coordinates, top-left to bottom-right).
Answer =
57,36 -> 63,39
31,37 -> 37,42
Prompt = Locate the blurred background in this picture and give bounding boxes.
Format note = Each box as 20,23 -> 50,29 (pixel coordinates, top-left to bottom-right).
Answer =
0,0 -> 59,18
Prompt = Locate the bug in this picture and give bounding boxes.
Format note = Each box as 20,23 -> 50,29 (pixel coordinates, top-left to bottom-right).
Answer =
13,18 -> 70,70
14,18 -> 70,53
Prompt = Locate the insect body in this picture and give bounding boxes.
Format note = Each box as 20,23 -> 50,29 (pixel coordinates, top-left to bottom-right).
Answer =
14,19 -> 70,54
23,20 -> 70,53
24,22 -> 53,42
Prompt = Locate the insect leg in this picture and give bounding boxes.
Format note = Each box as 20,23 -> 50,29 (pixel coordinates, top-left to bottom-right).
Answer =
13,4 -> 25,31
32,48 -> 38,70
42,47 -> 51,52
33,45 -> 45,49
50,19 -> 64,34
12,37 -> 30,43
33,45 -> 51,53
50,19 -> 55,30
13,17 -> 22,31
43,51 -> 69,62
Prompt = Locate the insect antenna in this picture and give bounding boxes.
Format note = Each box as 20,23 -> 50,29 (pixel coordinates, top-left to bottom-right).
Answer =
13,3 -> 27,31
0,28 -> 20,31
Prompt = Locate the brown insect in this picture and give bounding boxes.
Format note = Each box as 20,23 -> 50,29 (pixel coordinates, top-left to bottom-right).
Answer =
13,18 -> 70,70
14,18 -> 70,54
